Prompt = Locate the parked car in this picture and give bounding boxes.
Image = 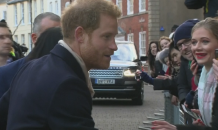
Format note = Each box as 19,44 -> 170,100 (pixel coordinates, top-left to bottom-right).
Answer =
89,41 -> 147,105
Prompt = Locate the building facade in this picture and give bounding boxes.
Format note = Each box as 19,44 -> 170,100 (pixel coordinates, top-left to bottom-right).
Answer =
148,0 -> 204,42
0,0 -> 7,21
5,0 -> 61,53
110,0 -> 149,58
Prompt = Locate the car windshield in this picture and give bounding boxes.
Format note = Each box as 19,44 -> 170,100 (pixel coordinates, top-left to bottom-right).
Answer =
111,43 -> 138,62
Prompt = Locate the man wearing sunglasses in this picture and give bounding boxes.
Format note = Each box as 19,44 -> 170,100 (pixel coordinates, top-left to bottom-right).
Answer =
0,22 -> 13,67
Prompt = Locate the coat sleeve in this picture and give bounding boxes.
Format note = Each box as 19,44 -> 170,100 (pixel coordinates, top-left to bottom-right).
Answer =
177,60 -> 191,103
153,78 -> 177,91
153,77 -> 178,97
0,88 -> 11,130
48,78 -> 98,130
184,0 -> 206,9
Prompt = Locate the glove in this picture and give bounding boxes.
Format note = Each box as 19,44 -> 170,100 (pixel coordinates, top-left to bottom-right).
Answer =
185,90 -> 195,109
140,71 -> 153,85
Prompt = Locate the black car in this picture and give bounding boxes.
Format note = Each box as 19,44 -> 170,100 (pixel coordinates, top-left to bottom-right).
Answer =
89,41 -> 146,105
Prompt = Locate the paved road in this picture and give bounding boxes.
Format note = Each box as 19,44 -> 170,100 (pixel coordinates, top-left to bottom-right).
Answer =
92,85 -> 165,130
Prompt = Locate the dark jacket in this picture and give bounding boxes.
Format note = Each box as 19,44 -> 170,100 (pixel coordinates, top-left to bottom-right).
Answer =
176,84 -> 218,130
154,60 -> 165,78
153,76 -> 178,97
0,58 -> 27,98
177,57 -> 193,103
0,44 -> 97,130
185,0 -> 218,18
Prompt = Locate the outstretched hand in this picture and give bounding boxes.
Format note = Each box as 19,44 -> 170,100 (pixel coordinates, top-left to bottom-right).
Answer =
151,121 -> 177,130
135,69 -> 142,81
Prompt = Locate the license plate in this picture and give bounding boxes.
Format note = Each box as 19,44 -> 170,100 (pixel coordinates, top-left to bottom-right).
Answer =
95,79 -> 115,84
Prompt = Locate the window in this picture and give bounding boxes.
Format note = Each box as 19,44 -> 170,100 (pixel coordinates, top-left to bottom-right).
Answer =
28,1 -> 31,23
14,35 -> 18,42
41,0 -> 44,13
139,0 -> 146,12
21,34 -> 25,44
49,2 -> 53,12
21,3 -> 24,24
34,0 -> 37,18
116,0 -> 122,13
139,31 -> 146,56
14,5 -> 17,25
127,0 -> 133,15
128,33 -> 134,42
2,11 -> 7,20
28,33 -> 32,52
55,1 -> 58,14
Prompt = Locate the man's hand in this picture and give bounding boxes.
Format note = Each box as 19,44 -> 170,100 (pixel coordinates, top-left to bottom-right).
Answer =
135,70 -> 141,81
151,121 -> 177,130
171,96 -> 178,106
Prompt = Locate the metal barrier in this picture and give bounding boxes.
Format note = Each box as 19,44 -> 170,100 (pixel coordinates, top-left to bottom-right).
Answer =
164,92 -> 184,125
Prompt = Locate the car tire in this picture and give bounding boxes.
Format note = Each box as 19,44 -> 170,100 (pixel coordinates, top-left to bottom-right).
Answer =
132,82 -> 144,105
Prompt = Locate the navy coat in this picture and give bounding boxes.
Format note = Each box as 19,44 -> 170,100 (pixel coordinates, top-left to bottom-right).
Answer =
0,44 -> 97,130
0,58 -> 27,98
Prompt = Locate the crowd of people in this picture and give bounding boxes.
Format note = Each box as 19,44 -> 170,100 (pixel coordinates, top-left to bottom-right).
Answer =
0,0 -> 217,129
136,17 -> 218,130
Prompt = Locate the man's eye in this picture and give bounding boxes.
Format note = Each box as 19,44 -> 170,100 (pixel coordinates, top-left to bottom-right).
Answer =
105,35 -> 110,38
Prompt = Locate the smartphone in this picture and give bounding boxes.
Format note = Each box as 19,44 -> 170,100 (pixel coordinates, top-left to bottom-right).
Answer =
181,104 -> 200,120
215,49 -> 218,60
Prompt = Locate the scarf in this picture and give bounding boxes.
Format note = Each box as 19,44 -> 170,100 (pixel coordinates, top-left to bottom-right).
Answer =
59,40 -> 95,97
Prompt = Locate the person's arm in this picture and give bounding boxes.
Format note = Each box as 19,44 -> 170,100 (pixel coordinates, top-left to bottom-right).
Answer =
153,77 -> 178,91
48,78 -> 98,130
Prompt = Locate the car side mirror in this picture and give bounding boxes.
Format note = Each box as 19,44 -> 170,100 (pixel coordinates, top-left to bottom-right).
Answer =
140,56 -> 147,61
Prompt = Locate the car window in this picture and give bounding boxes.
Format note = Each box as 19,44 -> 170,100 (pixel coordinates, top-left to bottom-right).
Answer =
111,43 -> 138,62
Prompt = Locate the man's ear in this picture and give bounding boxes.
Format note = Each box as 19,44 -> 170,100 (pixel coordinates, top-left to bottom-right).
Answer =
31,33 -> 37,45
74,27 -> 85,43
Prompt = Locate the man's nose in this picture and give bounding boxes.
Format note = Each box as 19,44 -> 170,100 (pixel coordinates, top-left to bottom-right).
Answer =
173,57 -> 177,62
110,39 -> 118,51
181,44 -> 188,51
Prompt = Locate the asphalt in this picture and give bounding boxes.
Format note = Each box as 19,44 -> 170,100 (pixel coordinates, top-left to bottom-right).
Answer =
92,85 -> 165,130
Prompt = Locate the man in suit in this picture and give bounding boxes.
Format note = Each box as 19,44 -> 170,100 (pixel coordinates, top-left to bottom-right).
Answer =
0,12 -> 60,98
0,0 -> 121,129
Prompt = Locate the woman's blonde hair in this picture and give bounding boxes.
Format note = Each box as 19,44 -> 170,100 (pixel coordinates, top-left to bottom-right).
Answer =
192,17 -> 218,40
158,36 -> 171,50
61,0 -> 121,40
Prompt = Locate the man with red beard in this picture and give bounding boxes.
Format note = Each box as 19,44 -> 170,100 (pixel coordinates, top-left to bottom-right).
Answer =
0,0 -> 121,129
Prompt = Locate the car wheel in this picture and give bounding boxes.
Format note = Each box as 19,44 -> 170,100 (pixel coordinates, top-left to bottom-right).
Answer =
132,82 -> 144,105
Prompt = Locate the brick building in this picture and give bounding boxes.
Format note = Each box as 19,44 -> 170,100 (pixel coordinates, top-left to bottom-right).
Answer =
111,0 -> 149,58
